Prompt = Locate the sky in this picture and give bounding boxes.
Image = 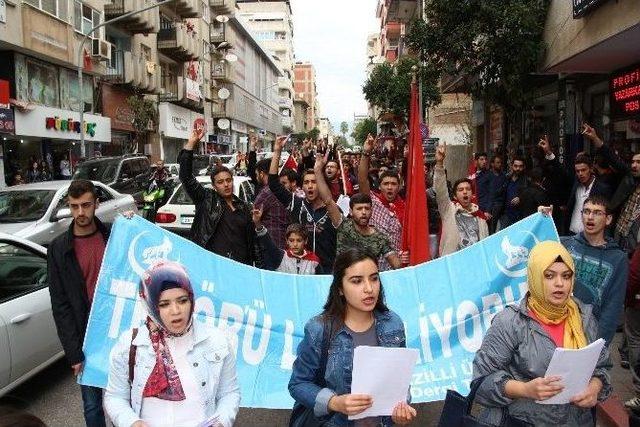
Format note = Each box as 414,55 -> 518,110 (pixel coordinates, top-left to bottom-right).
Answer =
290,0 -> 380,133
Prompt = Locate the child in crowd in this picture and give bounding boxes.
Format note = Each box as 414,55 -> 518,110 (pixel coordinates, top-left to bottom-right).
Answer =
253,206 -> 322,274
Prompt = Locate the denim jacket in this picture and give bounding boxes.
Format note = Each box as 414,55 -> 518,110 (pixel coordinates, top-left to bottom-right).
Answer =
288,309 -> 406,426
104,322 -> 240,427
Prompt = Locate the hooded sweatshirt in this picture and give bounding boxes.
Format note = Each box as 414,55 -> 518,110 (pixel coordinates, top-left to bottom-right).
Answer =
560,233 -> 628,344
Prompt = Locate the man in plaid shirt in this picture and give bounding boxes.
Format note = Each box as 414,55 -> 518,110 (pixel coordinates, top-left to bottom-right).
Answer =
254,157 -> 291,249
358,134 -> 406,269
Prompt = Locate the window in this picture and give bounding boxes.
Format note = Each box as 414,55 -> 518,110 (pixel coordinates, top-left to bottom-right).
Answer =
23,0 -> 68,21
119,161 -> 133,179
94,186 -> 113,203
73,1 -> 102,37
0,242 -> 47,303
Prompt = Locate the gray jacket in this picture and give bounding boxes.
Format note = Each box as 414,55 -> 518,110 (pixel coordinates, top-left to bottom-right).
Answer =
472,297 -> 612,426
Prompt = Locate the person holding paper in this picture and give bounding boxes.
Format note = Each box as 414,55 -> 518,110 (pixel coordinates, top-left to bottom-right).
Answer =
104,261 -> 240,427
288,248 -> 416,426
472,241 -> 612,426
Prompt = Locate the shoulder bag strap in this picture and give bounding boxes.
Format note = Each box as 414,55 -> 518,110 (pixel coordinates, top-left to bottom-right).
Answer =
315,318 -> 333,388
128,328 -> 139,384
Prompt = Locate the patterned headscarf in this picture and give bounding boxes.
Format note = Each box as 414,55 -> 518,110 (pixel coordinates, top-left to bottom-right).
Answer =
139,261 -> 194,401
526,241 -> 587,349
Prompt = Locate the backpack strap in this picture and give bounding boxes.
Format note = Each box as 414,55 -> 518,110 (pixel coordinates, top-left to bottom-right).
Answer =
128,328 -> 138,385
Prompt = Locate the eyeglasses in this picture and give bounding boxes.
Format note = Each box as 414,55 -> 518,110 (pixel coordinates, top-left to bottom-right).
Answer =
581,208 -> 606,217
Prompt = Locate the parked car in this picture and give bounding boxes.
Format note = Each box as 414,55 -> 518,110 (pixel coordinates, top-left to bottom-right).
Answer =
155,176 -> 255,237
0,233 -> 63,397
198,152 -> 287,176
0,181 -> 137,247
73,155 -> 151,205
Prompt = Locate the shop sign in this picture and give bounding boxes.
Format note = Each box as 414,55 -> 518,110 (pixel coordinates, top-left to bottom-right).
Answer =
185,77 -> 202,102
573,0 -> 610,19
14,105 -> 111,141
158,102 -> 203,139
102,85 -> 136,132
610,63 -> 640,119
231,119 -> 248,134
0,108 -> 15,134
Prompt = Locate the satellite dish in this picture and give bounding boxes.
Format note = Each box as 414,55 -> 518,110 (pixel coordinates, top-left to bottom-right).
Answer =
216,15 -> 229,23
217,118 -> 230,130
224,53 -> 238,62
218,87 -> 230,100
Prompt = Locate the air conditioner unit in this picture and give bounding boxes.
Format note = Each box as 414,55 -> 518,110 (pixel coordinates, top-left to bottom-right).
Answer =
91,39 -> 113,62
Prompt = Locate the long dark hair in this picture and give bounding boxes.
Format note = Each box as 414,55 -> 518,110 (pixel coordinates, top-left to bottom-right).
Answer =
322,248 -> 389,322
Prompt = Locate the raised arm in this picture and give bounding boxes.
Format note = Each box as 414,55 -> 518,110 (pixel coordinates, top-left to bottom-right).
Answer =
433,142 -> 452,218
178,128 -> 207,205
314,154 -> 343,228
358,134 -> 375,196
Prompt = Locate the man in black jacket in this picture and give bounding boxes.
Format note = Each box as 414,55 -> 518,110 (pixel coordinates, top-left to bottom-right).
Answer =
179,128 -> 259,265
48,179 -> 110,427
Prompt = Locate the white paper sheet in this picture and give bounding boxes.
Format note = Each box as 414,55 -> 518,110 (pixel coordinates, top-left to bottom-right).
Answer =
196,415 -> 219,427
348,346 -> 419,420
537,338 -> 605,405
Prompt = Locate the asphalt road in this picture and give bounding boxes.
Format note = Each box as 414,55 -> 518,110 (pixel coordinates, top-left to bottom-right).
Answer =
0,359 -> 443,426
2,333 -> 632,426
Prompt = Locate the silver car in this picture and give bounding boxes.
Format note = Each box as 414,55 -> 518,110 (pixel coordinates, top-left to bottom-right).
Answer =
0,233 -> 63,397
0,181 -> 138,247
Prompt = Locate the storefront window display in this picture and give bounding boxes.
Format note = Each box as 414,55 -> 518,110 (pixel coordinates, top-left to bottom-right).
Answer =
15,54 -> 60,107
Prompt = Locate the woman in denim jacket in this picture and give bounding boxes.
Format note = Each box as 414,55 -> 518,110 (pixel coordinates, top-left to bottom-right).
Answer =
104,261 -> 240,427
289,248 -> 416,426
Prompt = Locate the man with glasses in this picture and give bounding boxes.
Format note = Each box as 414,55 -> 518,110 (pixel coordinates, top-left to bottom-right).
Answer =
560,194 -> 628,345
48,179 -> 110,427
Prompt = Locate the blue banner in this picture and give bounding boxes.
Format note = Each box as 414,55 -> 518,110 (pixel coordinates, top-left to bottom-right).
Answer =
80,213 -> 558,408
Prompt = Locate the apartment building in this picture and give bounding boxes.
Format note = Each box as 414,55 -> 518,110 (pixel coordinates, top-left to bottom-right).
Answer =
293,61 -> 318,131
236,0 -> 294,132
318,116 -> 333,143
209,7 -> 283,152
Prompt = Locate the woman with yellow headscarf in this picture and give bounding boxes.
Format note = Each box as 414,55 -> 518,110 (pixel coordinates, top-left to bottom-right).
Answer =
471,241 -> 612,426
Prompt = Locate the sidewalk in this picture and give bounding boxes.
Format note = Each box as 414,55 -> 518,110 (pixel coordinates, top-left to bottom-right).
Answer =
599,333 -> 634,427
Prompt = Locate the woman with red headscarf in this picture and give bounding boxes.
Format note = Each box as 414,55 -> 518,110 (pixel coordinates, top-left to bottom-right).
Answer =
104,261 -> 240,427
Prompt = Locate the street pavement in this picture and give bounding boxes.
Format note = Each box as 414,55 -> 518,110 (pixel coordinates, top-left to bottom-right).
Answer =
0,333 -> 632,426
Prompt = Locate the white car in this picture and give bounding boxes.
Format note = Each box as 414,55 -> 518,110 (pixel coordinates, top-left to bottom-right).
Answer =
0,181 -> 138,247
155,176 -> 255,237
197,151 -> 287,176
0,233 -> 63,397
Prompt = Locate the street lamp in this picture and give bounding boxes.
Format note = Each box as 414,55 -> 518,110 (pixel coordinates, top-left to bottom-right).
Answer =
77,0 -> 176,158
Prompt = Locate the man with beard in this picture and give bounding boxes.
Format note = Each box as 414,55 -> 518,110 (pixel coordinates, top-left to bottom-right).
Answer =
269,137 -> 338,272
48,179 -> 110,427
474,152 -> 492,214
497,155 -> 528,230
487,155 -> 507,233
435,142 -> 489,256
254,157 -> 290,249
358,134 -> 406,268
324,158 -> 353,201
313,155 -> 402,270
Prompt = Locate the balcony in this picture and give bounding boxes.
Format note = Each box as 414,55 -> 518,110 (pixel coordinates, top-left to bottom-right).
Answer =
377,0 -> 417,24
384,22 -> 401,39
104,50 -> 160,94
278,76 -> 293,94
159,76 -> 203,108
171,0 -> 200,19
211,61 -> 233,82
158,21 -> 199,61
209,22 -> 228,44
281,116 -> 292,129
278,96 -> 293,110
385,46 -> 398,62
210,0 -> 235,15
211,101 -> 226,118
104,0 -> 160,33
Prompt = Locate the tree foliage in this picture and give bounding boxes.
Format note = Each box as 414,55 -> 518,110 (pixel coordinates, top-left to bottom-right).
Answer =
126,95 -> 157,153
406,0 -> 549,110
351,117 -> 378,145
340,121 -> 349,136
362,56 -> 441,121
306,127 -> 320,141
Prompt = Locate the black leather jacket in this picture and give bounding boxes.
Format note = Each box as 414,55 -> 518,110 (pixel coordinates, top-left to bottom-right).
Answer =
178,149 -> 259,266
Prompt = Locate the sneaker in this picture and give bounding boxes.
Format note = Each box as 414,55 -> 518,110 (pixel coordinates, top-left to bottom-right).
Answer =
625,397 -> 640,411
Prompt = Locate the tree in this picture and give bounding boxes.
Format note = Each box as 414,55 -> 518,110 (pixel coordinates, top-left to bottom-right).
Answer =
306,127 -> 320,141
351,117 -> 378,145
406,0 -> 550,111
340,121 -> 349,137
126,95 -> 157,154
362,56 -> 441,122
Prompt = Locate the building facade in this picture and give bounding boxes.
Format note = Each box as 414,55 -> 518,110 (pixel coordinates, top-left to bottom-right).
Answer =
236,0 -> 294,133
293,61 -> 318,131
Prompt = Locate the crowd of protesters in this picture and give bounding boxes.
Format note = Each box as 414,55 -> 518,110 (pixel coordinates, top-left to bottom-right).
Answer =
44,118 -> 640,426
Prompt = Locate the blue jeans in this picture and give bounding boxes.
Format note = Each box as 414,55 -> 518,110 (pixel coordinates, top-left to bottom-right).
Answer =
80,385 -> 106,427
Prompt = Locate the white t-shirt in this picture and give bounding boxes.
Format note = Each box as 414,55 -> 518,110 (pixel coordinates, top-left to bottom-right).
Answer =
140,329 -> 206,427
60,160 -> 71,177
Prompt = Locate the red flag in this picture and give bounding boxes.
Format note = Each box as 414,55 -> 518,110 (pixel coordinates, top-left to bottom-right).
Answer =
401,79 -> 430,264
467,157 -> 478,204
282,152 -> 298,171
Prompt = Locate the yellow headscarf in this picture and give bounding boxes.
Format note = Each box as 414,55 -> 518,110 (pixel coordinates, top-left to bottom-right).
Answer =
526,240 -> 587,349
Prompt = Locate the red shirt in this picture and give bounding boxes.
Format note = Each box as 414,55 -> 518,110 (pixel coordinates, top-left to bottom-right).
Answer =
73,230 -> 106,306
530,309 -> 565,348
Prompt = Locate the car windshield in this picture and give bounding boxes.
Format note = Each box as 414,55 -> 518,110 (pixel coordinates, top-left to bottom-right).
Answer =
74,160 -> 118,183
0,190 -> 56,222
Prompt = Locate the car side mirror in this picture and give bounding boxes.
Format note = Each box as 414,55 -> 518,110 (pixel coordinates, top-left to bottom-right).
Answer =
53,207 -> 72,221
